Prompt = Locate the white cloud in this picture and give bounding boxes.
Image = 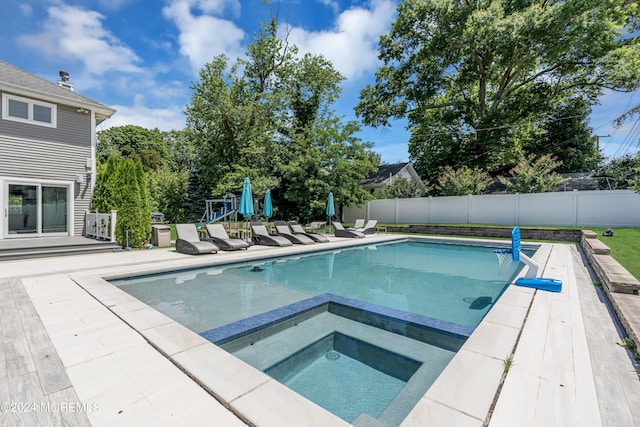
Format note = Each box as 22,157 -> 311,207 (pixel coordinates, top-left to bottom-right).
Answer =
287,0 -> 396,80
99,95 -> 186,132
162,0 -> 245,72
316,0 -> 340,15
17,4 -> 141,75
19,4 -> 33,16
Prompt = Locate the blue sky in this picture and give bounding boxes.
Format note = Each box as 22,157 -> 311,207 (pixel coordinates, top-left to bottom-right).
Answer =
1,0 -> 637,163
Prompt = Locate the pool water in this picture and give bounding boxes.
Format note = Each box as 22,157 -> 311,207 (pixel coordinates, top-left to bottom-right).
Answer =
112,239 -> 526,426
113,240 -> 524,332
266,332 -> 419,423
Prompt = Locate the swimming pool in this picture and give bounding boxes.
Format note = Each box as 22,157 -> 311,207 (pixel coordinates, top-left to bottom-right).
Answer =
113,240 -> 524,331
112,239 -> 527,425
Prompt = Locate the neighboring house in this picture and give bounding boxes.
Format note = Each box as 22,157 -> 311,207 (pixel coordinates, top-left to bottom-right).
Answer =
360,162 -> 421,195
0,60 -> 116,240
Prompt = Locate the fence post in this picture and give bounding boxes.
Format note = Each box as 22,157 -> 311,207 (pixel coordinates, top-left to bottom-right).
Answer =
395,198 -> 399,224
467,194 -> 472,224
573,189 -> 578,226
110,210 -> 117,242
515,193 -> 520,225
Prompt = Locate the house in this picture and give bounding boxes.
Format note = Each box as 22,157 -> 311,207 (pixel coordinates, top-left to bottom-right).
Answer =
0,60 -> 116,241
360,162 -> 421,195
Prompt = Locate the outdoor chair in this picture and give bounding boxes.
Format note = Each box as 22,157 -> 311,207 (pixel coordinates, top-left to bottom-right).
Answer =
289,221 -> 329,243
205,223 -> 250,251
250,222 -> 293,246
228,222 -> 241,238
333,222 -> 365,238
274,221 -> 315,245
175,224 -> 218,255
356,219 -> 378,235
348,219 -> 365,230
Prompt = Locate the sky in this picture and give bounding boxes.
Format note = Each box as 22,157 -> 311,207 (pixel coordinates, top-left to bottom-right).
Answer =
1,0 -> 638,163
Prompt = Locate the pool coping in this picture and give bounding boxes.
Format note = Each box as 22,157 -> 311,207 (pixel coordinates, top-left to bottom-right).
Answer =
199,293 -> 474,347
7,233 -> 603,426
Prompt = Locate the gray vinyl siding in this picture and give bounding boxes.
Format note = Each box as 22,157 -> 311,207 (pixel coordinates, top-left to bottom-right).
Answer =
0,135 -> 92,237
0,91 -> 91,146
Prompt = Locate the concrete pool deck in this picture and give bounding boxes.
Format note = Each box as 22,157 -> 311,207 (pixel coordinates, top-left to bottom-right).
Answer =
0,234 -> 638,426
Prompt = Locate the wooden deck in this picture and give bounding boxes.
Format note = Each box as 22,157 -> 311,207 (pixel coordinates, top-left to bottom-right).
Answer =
0,237 -> 119,260
0,277 -> 90,426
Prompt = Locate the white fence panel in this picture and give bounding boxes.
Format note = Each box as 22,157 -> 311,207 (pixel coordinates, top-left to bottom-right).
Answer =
518,192 -> 576,226
469,194 -> 517,225
343,203 -> 367,223
343,190 -> 640,227
396,198 -> 430,223
368,199 -> 396,223
576,190 -> 640,227
428,196 -> 469,224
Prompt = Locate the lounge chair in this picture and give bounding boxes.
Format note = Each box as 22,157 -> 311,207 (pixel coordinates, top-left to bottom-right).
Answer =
289,221 -> 329,243
274,221 -> 315,245
333,222 -> 365,238
250,222 -> 293,246
356,219 -> 378,235
348,219 -> 365,230
175,224 -> 218,255
205,223 -> 250,251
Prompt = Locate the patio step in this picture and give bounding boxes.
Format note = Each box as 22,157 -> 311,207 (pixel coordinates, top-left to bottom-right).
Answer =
0,239 -> 120,261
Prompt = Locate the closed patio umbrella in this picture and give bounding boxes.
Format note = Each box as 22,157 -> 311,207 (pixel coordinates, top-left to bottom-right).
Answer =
263,189 -> 273,219
239,177 -> 254,241
239,177 -> 254,219
326,192 -> 335,232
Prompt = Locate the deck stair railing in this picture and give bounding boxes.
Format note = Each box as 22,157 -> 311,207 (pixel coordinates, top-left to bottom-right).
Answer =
86,210 -> 117,242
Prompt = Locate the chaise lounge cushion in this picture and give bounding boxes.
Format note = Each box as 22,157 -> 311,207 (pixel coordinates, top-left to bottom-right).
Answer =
333,222 -> 365,238
205,223 -> 250,251
175,224 -> 218,255
250,222 -> 293,246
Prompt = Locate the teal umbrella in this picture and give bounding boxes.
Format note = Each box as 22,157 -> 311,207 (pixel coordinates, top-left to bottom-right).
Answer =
326,192 -> 335,233
238,177 -> 254,219
326,192 -> 335,218
263,189 -> 273,219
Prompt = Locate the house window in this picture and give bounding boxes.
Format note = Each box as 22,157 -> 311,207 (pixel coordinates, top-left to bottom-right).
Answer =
2,94 -> 57,128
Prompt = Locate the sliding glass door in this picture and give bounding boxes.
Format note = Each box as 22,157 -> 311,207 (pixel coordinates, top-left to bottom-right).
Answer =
5,182 -> 69,237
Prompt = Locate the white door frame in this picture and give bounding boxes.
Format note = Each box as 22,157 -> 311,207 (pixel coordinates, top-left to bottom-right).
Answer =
1,177 -> 75,239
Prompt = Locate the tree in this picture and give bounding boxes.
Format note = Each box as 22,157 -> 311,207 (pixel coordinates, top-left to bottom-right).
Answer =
385,177 -> 429,198
356,0 -> 640,184
437,166 -> 492,196
499,155 -> 567,194
596,153 -> 640,189
97,126 -> 167,171
97,127 -> 196,223
93,157 -> 151,247
528,97 -> 602,173
186,17 -> 377,222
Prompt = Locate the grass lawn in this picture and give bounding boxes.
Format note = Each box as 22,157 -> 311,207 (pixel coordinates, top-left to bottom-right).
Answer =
589,227 -> 640,281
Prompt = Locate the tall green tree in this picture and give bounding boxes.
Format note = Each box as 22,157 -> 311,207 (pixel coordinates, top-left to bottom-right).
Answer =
527,97 -> 602,173
97,126 -> 167,171
97,127 -> 195,223
186,17 -> 376,222
93,158 -> 151,247
356,0 -> 640,185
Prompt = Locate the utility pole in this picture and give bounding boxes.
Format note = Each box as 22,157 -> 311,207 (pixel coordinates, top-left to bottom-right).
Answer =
593,134 -> 610,152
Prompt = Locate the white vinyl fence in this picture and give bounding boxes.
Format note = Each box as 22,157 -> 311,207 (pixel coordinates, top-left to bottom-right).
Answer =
344,190 -> 640,228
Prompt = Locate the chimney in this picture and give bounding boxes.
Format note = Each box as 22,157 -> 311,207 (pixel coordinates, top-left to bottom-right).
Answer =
57,70 -> 74,91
